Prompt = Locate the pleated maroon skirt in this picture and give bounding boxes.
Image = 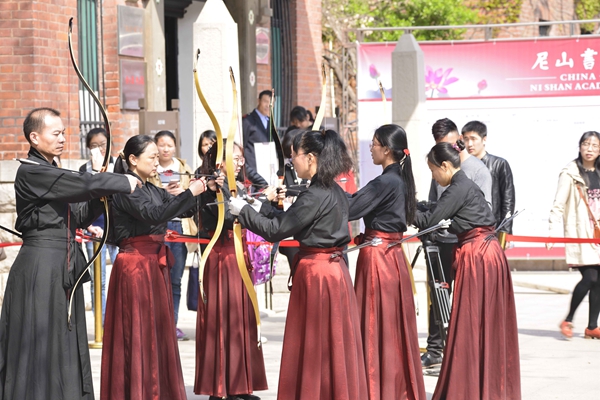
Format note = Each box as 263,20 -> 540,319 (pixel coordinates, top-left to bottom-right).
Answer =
277,246 -> 368,400
354,229 -> 426,400
194,232 -> 267,398
433,227 -> 521,400
101,235 -> 186,400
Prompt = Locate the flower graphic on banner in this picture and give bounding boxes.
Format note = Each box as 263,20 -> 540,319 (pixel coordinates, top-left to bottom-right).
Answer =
425,66 -> 458,97
369,64 -> 381,80
478,79 -> 488,94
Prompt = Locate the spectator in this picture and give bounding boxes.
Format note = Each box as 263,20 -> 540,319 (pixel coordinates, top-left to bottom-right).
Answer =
79,127 -> 118,324
242,90 -> 275,179
284,106 -> 311,134
549,131 -> 600,340
147,130 -> 196,341
462,121 -> 516,233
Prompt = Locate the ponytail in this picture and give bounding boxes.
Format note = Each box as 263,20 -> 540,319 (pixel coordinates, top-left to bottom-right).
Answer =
428,141 -> 463,168
293,129 -> 353,187
114,135 -> 155,174
373,124 -> 416,224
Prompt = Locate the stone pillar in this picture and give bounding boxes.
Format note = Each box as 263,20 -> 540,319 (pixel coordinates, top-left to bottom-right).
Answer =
192,0 -> 242,165
144,0 -> 166,111
392,33 -> 430,200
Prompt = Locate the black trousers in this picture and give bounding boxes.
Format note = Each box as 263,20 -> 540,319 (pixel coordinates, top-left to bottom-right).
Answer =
425,241 -> 455,358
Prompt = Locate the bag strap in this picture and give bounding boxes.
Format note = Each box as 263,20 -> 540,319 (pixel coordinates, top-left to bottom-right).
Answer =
576,184 -> 600,228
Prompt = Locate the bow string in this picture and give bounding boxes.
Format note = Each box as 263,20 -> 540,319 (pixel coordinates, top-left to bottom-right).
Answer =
67,17 -> 112,329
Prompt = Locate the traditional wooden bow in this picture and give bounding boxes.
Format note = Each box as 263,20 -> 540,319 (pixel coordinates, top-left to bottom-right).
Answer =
312,63 -> 328,130
67,18 -> 112,329
193,49 -> 225,303
228,68 -> 261,346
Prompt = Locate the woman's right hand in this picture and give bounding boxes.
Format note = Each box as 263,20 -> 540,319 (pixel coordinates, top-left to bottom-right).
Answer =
126,175 -> 142,193
189,178 -> 208,196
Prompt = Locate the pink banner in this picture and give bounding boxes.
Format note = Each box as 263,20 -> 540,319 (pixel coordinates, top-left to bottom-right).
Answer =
358,37 -> 600,100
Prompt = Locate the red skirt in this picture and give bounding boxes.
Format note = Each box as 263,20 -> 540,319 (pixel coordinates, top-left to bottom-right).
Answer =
433,227 -> 521,400
194,232 -> 268,397
277,246 -> 368,400
101,235 -> 186,400
354,229 -> 426,400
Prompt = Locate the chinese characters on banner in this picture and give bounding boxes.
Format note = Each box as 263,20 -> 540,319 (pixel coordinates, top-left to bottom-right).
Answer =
357,37 -> 600,100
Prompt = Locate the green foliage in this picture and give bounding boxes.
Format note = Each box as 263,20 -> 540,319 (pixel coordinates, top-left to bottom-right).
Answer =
575,0 -> 600,34
467,0 -> 523,25
323,0 -> 479,43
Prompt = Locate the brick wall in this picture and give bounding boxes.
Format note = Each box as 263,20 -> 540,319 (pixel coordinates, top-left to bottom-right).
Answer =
100,0 -> 141,155
292,0 -> 322,115
0,0 -> 80,160
0,0 -> 144,162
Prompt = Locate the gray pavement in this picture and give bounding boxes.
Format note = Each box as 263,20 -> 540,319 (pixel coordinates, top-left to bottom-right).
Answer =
86,258 -> 600,399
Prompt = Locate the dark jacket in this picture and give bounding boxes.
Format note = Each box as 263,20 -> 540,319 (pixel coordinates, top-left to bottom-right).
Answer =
481,153 -> 516,233
242,109 -> 270,174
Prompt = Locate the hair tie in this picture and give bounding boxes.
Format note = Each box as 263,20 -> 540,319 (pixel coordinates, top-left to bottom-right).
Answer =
321,129 -> 326,137
452,143 -> 461,152
119,152 -> 126,160
403,148 -> 410,156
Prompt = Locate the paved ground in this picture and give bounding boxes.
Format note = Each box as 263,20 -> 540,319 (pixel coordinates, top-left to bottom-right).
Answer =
85,256 -> 600,399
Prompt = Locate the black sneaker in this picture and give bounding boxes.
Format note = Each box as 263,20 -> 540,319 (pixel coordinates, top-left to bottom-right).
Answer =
421,352 -> 443,368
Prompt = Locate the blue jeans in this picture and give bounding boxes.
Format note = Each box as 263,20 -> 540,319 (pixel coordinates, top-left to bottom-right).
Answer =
166,221 -> 188,325
85,241 -> 118,324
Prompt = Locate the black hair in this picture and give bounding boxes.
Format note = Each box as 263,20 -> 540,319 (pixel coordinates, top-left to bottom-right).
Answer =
23,107 -> 61,143
427,140 -> 465,169
258,90 -> 272,101
292,129 -> 353,187
289,106 -> 308,124
198,130 -> 217,157
85,127 -> 107,149
461,120 -> 487,138
114,135 -> 155,174
154,130 -> 176,144
306,109 -> 315,123
373,124 -> 417,224
431,118 -> 458,142
282,128 -> 304,159
200,139 -> 243,175
576,131 -> 600,186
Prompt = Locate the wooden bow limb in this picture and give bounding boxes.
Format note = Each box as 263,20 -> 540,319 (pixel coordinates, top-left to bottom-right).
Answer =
194,49 -> 225,305
387,220 -> 452,249
228,68 -> 262,347
313,64 -> 328,130
67,18 -> 112,330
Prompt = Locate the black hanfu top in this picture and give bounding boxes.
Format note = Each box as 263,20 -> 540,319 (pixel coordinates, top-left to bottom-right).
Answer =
348,163 -> 408,232
415,169 -> 496,234
238,175 -> 351,248
111,171 -> 198,244
15,148 -> 131,234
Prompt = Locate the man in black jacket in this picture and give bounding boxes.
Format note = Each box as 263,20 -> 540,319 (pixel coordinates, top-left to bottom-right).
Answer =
242,89 -> 273,180
462,120 -> 516,233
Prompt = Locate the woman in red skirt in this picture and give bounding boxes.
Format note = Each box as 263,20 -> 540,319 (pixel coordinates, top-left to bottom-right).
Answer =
415,141 -> 521,400
194,141 -> 271,400
231,129 -> 368,400
347,124 -> 425,400
101,135 -> 212,399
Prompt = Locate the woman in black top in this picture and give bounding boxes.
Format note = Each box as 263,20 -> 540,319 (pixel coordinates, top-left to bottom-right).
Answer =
415,141 -> 520,400
231,130 -> 368,400
101,135 -> 211,400
348,124 -> 425,400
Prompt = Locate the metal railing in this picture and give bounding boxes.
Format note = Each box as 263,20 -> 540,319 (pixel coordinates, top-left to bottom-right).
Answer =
350,19 -> 600,42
